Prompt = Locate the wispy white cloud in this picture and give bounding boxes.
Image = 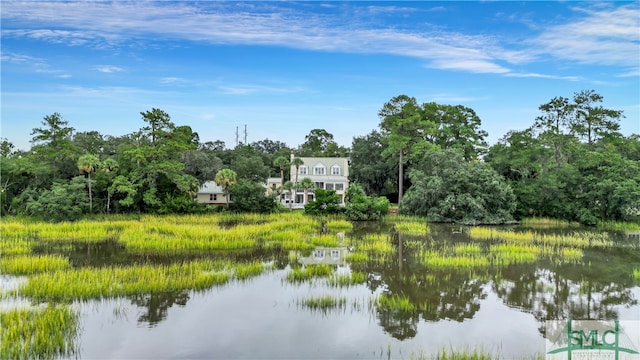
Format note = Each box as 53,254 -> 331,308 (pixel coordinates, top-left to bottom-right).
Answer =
1,51 -> 71,78
1,1 -> 637,78
93,65 -> 124,73
218,84 -> 308,95
504,72 -> 583,81
530,4 -> 639,68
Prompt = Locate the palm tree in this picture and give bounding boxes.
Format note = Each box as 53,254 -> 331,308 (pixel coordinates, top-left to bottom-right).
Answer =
214,168 -> 237,207
77,154 -> 101,213
298,177 -> 315,205
102,158 -> 119,213
291,157 -> 304,184
282,181 -> 295,210
273,156 -> 290,193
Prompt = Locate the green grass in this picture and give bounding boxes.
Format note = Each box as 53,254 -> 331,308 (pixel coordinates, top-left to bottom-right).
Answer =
521,217 -> 579,228
297,295 -> 347,311
597,220 -> 640,232
325,219 -> 353,231
0,254 -> 71,275
1,306 -> 79,360
374,293 -> 416,314
327,271 -> 367,287
468,227 -> 612,248
394,221 -> 430,236
634,268 -> 640,283
8,260 -> 231,302
234,261 -> 269,281
286,264 -> 334,283
0,238 -> 32,256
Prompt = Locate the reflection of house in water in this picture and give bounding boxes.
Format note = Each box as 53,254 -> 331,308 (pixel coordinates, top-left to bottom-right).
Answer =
298,247 -> 348,266
626,231 -> 640,242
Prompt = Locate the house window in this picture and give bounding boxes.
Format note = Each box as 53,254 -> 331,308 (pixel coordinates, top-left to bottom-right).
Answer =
299,166 -> 308,175
330,249 -> 340,260
314,182 -> 324,189
314,164 -> 326,175
335,183 -> 344,191
326,183 -> 334,190
210,194 -> 217,201
331,165 -> 341,175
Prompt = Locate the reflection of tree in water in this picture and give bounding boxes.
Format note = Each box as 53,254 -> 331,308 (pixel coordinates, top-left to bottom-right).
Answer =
358,232 -> 487,340
490,250 -> 638,336
130,290 -> 190,326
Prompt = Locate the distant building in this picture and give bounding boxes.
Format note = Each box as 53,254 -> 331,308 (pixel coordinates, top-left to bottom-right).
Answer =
195,181 -> 230,205
195,154 -> 350,208
195,177 -> 282,205
287,153 -> 350,208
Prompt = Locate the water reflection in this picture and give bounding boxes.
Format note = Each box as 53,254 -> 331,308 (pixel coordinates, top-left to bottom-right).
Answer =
11,222 -> 638,359
130,290 -> 190,327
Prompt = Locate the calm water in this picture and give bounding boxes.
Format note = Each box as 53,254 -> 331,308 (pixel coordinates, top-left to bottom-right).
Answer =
3,223 -> 640,359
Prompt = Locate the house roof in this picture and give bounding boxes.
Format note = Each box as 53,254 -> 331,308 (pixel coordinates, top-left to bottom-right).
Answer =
198,181 -> 224,194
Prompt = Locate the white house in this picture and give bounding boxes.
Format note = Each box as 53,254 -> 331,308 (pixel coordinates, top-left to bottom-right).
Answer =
195,181 -> 230,205
195,177 -> 283,205
195,153 -> 349,208
286,153 -> 350,208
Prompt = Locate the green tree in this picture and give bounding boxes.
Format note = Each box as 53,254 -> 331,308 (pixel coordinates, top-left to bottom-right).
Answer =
24,177 -> 89,222
291,157 -> 304,184
273,156 -> 290,187
298,129 -> 348,157
77,154 -> 101,213
30,112 -> 78,180
304,189 -> 342,216
344,184 -> 390,221
214,168 -> 237,207
427,103 -> 488,160
181,149 -> 223,186
298,177 -> 315,205
349,130 -> 395,197
118,109 -> 199,211
101,158 -> 119,213
282,180 -> 295,210
402,148 -> 516,224
534,96 -> 574,167
379,95 -> 436,207
572,89 -> 623,145
229,180 -> 279,213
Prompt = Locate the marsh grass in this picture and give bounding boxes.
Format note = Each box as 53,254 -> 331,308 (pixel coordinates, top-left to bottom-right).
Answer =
34,221 -> 121,242
375,293 -> 416,314
325,219 -> 353,231
453,243 -> 482,255
327,271 -> 367,287
297,295 -> 347,312
345,252 -> 369,263
0,254 -> 70,275
0,238 -> 32,256
394,221 -> 430,236
309,234 -> 340,247
422,252 -> 490,269
286,264 -> 334,283
468,227 -> 612,248
10,260 -> 231,301
234,261 -> 269,281
0,305 -> 79,360
521,217 -> 579,228
360,234 -> 394,253
597,221 -> 640,232
489,244 -> 539,265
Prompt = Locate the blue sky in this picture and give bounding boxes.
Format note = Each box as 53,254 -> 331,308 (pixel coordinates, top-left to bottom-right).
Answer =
2,1 -> 639,151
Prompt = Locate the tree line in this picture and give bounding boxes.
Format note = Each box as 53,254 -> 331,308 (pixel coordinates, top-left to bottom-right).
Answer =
1,89 -> 638,224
